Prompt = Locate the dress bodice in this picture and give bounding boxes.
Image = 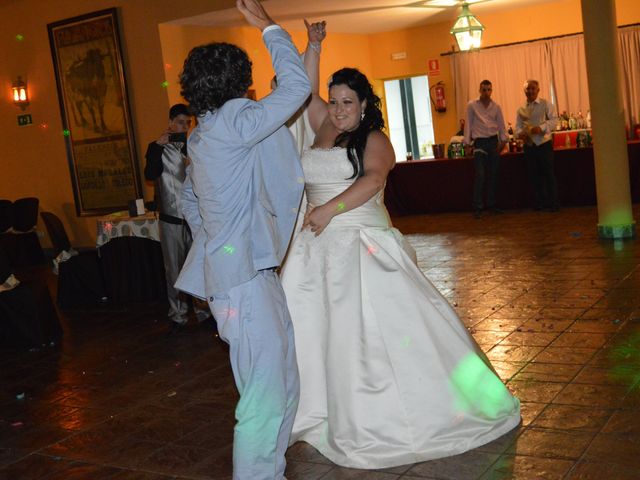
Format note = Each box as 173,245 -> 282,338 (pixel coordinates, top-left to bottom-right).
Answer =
302,148 -> 390,229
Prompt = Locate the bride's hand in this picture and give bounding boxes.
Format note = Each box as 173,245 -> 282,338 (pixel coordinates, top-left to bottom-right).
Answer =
302,203 -> 333,236
302,204 -> 314,227
304,19 -> 326,44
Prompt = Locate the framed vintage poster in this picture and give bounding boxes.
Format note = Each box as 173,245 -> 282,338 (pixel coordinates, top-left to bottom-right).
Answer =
48,8 -> 141,216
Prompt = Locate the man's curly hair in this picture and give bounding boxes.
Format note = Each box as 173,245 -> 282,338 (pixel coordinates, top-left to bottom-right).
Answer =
180,43 -> 253,116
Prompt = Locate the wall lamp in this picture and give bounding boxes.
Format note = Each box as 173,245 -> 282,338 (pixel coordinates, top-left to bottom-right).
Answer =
12,76 -> 29,110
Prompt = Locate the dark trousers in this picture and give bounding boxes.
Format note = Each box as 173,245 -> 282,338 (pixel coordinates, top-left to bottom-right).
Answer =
524,140 -> 558,209
472,136 -> 500,210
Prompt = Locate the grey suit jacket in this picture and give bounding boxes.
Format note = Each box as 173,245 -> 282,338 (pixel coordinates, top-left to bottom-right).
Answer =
175,27 -> 310,299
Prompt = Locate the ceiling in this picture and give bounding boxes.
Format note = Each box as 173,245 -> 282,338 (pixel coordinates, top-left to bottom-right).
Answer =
171,0 -> 556,34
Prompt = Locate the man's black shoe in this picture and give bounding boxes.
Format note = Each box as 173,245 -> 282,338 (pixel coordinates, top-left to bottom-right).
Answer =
167,321 -> 186,336
473,209 -> 482,219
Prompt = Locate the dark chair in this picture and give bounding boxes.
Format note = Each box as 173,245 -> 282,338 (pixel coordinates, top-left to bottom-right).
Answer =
40,211 -> 107,308
0,244 -> 11,284
12,197 -> 39,232
0,246 -> 62,349
0,198 -> 44,268
40,212 -> 71,256
0,200 -> 12,233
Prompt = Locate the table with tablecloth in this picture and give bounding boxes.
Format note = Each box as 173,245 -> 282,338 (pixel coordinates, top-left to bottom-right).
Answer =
96,211 -> 166,304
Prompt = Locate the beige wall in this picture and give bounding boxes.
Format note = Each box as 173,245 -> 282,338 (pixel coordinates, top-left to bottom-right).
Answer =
158,24 -> 374,105
2,0 -> 639,247
0,0 -> 234,248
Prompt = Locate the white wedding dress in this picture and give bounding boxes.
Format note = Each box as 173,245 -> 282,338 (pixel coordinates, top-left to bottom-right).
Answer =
280,148 -> 521,469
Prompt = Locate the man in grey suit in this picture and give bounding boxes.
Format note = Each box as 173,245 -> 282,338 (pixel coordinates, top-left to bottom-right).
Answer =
175,0 -> 310,478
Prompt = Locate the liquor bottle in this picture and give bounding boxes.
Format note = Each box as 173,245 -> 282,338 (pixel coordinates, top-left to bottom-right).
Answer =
568,113 -> 577,130
508,123 -> 514,138
509,137 -> 517,153
577,111 -> 584,129
586,110 -> 592,129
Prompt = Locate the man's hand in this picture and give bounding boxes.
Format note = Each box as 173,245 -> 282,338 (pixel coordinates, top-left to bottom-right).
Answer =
156,129 -> 171,145
498,141 -> 507,154
305,19 -> 326,44
236,0 -> 275,31
530,126 -> 543,135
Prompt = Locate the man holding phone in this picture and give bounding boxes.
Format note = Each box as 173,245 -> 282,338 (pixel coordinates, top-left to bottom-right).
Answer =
144,103 -> 210,331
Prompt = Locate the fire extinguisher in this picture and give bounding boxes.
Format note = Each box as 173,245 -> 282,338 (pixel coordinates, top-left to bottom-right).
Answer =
430,81 -> 446,113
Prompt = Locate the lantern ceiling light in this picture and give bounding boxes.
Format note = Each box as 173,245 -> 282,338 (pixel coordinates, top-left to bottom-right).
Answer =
450,2 -> 485,51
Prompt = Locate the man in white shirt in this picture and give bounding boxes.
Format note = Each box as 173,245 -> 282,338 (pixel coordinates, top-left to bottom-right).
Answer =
464,80 -> 508,218
515,79 -> 559,211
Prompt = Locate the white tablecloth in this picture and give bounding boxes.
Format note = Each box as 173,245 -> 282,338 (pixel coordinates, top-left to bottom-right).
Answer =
96,211 -> 160,248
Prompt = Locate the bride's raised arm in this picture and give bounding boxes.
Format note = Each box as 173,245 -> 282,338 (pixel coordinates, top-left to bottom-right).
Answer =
303,19 -> 328,133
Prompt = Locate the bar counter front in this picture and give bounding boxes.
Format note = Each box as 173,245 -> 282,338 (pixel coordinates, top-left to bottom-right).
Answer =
384,141 -> 640,217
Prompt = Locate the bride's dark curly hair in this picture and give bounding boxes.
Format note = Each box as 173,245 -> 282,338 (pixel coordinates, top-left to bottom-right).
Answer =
329,68 -> 385,178
180,43 -> 253,116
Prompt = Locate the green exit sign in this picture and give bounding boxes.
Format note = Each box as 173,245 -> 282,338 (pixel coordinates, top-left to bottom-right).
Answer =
17,114 -> 33,127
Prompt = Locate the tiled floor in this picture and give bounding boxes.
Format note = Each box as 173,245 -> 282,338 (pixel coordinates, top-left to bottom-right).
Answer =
2,205 -> 640,479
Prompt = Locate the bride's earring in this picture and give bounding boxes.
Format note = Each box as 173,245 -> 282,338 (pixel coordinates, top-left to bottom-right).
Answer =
360,111 -> 365,121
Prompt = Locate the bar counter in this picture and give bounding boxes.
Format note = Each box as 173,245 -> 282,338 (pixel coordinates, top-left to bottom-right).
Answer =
384,141 -> 640,216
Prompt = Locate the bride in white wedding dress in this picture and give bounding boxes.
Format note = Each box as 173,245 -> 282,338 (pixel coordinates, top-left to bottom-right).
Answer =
280,23 -> 520,470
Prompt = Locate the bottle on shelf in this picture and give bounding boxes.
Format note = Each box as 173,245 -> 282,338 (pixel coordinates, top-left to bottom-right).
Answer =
586,110 -> 592,129
577,111 -> 584,129
507,123 -> 516,152
568,113 -> 577,130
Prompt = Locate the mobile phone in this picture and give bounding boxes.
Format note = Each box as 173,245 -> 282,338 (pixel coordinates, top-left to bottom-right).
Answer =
168,132 -> 187,143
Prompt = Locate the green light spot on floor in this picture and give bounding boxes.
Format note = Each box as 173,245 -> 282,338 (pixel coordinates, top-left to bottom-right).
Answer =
609,333 -> 640,393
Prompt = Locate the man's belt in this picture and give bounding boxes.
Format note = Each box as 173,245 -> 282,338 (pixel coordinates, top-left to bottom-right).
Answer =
159,213 -> 187,225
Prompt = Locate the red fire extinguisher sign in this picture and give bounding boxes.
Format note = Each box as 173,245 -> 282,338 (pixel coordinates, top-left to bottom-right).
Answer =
428,59 -> 440,76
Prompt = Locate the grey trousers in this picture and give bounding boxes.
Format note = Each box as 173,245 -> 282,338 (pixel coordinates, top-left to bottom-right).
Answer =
208,270 -> 299,480
159,221 -> 192,324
